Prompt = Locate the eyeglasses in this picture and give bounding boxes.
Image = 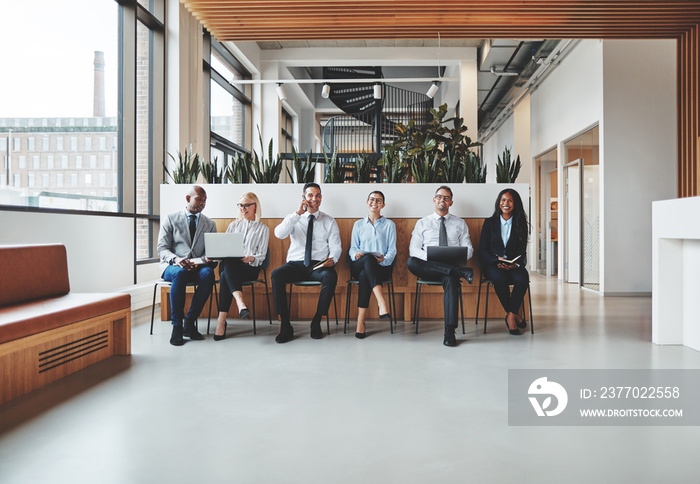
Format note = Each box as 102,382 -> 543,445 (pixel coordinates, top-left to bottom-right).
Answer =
237,203 -> 256,210
434,195 -> 452,202
368,197 -> 384,204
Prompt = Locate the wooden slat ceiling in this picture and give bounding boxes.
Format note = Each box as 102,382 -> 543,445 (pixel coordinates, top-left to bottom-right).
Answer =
181,0 -> 700,41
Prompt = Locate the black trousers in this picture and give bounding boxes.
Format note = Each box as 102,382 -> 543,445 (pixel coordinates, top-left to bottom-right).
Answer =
271,261 -> 338,324
350,255 -> 393,308
482,264 -> 529,314
407,257 -> 461,329
218,258 -> 260,312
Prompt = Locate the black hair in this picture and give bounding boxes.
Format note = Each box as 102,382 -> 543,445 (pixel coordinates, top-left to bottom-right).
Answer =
303,182 -> 321,194
367,190 -> 386,203
492,188 -> 529,246
435,185 -> 453,198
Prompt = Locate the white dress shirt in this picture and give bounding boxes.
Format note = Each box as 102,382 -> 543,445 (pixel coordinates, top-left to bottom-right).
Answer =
274,210 -> 342,263
225,219 -> 269,267
409,212 -> 473,261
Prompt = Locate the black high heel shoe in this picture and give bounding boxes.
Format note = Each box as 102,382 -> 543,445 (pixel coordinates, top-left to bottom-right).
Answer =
239,308 -> 250,319
505,317 -> 520,335
214,322 -> 228,341
516,316 -> 527,329
355,332 -> 366,339
379,313 -> 391,320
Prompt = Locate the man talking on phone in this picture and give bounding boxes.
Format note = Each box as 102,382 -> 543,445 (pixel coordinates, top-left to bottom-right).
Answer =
271,182 -> 342,343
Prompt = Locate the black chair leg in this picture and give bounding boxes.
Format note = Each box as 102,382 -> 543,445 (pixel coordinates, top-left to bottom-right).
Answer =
475,279 -> 483,326
528,282 -> 534,334
415,282 -> 423,334
483,282 -> 491,334
251,284 -> 257,335
207,284 -> 219,335
459,283 -> 465,334
344,283 -> 352,334
387,281 -> 394,334
150,283 -> 158,335
412,282 -> 419,326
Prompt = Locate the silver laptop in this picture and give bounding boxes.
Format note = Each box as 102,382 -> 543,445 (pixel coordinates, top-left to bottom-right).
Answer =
204,232 -> 246,258
426,246 -> 469,267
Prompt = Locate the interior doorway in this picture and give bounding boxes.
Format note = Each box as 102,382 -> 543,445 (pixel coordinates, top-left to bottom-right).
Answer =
536,149 -> 558,277
563,125 -> 600,290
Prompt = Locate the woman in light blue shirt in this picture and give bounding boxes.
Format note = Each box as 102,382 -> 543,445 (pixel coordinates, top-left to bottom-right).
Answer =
349,190 -> 397,338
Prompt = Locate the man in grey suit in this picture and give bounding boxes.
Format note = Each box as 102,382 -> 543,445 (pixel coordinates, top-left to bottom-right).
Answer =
157,185 -> 217,346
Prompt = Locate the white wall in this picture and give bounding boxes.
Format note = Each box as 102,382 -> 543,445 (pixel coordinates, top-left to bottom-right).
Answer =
479,39 -> 677,294
0,211 -> 133,293
601,39 -> 677,294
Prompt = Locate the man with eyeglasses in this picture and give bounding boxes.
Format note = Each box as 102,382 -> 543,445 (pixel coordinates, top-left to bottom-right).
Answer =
407,186 -> 474,347
157,185 -> 217,346
271,182 -> 342,343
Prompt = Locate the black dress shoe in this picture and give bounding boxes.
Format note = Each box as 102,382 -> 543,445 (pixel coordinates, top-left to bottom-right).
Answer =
458,267 -> 474,284
213,322 -> 227,341
379,313 -> 391,320
443,328 -> 457,347
183,320 -> 204,340
355,332 -> 366,339
275,324 -> 294,343
505,317 -> 521,335
170,325 -> 185,346
310,319 -> 323,339
239,308 -> 250,319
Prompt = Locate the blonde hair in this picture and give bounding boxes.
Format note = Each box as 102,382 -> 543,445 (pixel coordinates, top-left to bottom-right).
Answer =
237,192 -> 261,222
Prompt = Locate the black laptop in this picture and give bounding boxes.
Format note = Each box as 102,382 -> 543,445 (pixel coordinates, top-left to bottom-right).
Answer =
426,246 -> 469,267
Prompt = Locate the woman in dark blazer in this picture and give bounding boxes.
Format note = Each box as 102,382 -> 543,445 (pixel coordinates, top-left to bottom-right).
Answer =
479,188 -> 529,335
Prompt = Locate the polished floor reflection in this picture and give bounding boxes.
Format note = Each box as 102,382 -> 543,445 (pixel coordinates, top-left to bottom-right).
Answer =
1,275 -> 699,483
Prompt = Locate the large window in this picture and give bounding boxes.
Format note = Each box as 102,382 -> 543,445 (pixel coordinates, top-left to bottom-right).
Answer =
0,0 -> 119,211
0,0 -> 164,271
207,36 -> 252,166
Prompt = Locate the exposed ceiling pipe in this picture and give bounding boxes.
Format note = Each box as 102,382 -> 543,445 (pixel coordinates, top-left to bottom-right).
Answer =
490,66 -> 519,77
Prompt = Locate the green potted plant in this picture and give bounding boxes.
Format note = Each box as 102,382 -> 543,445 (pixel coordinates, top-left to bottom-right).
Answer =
286,146 -> 316,183
322,149 -> 345,183
496,146 -> 522,183
465,151 -> 487,183
201,156 -> 226,184
163,148 -> 200,183
251,128 -> 284,184
225,151 -> 254,184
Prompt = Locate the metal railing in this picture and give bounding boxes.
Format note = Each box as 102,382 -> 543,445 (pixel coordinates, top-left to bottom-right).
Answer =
322,84 -> 432,155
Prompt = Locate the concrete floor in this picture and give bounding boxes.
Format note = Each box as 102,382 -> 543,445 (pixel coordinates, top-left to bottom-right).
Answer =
1,275 -> 700,483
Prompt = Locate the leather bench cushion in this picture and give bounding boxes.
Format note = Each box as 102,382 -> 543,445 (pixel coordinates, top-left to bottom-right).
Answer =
0,244 -> 70,306
0,293 -> 131,344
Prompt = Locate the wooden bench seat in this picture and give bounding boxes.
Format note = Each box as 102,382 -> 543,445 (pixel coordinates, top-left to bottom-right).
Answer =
0,244 -> 131,405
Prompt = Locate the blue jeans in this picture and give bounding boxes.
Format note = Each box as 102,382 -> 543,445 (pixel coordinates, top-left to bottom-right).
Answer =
162,265 -> 215,326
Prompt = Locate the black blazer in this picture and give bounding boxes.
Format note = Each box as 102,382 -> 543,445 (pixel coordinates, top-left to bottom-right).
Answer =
478,216 -> 527,267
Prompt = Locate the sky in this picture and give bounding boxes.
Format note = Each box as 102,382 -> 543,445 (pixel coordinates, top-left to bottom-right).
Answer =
0,0 -> 119,118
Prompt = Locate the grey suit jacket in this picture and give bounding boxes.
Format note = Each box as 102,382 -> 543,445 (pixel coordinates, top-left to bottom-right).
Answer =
157,209 -> 218,275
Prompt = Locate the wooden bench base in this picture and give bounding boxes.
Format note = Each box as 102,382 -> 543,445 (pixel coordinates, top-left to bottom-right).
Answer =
0,308 -> 131,406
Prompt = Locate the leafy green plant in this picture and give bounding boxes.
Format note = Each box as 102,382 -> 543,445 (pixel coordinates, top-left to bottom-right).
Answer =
410,151 -> 442,183
386,103 -> 480,183
225,151 -> 253,184
496,146 -> 521,183
379,144 -> 409,183
286,146 -> 316,183
201,156 -> 226,184
251,128 -> 283,184
354,151 -> 376,183
465,151 -> 487,183
322,149 -> 345,183
164,148 -> 200,184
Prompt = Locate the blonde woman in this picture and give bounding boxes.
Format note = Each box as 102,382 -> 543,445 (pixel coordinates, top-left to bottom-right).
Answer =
214,192 -> 269,340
